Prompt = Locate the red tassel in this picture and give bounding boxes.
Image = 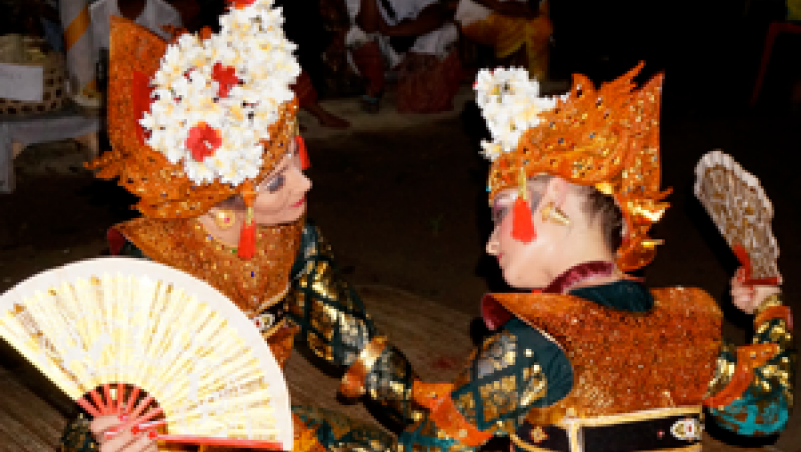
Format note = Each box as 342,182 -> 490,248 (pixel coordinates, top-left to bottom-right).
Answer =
511,197 -> 536,243
296,135 -> 310,170
732,243 -> 780,286
237,209 -> 256,260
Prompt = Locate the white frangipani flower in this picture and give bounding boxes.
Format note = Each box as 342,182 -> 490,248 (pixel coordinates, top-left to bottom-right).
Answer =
473,67 -> 556,161
138,0 -> 300,186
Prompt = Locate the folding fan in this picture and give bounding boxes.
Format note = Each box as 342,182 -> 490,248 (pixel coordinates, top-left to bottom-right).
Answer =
0,257 -> 293,449
694,150 -> 781,285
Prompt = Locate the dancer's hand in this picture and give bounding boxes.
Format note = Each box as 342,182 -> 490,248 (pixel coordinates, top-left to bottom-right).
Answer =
90,415 -> 158,452
731,267 -> 781,315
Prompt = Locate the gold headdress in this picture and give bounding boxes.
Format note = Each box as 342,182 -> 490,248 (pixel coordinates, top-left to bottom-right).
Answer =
477,63 -> 669,271
89,0 -> 302,259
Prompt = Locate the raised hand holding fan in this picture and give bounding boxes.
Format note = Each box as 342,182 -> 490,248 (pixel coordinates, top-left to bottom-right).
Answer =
693,150 -> 781,285
0,257 -> 292,450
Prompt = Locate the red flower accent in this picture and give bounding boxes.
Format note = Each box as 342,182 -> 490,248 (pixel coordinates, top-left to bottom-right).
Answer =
186,122 -> 222,162
212,62 -> 240,98
227,0 -> 256,8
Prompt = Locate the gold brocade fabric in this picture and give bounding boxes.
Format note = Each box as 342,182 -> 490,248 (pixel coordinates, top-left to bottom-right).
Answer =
707,342 -> 738,400
708,297 -> 794,408
489,287 -> 723,423
114,216 -> 304,318
704,293 -> 795,435
286,230 -> 376,367
751,310 -> 795,410
286,226 -> 421,426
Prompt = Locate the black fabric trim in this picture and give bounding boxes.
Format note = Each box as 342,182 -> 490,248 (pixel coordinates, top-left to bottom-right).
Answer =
513,414 -> 702,452
584,415 -> 701,452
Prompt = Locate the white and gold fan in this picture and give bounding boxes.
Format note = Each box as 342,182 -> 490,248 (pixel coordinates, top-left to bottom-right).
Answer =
0,257 -> 293,449
694,150 -> 781,285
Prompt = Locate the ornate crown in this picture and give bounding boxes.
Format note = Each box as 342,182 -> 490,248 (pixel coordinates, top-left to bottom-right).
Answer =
89,0 -> 301,219
477,63 -> 670,272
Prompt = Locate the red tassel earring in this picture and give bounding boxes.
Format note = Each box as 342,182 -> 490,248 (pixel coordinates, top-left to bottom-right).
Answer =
296,134 -> 310,170
238,181 -> 257,260
511,167 -> 536,243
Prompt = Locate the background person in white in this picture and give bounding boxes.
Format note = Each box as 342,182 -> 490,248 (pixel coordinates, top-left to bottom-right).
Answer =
90,0 -> 182,76
344,0 -> 458,111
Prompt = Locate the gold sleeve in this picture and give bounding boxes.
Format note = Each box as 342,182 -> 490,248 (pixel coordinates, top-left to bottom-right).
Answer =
286,224 -> 421,425
705,293 -> 795,436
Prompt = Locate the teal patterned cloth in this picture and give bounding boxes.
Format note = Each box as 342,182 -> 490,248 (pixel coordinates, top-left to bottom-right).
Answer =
709,316 -> 795,436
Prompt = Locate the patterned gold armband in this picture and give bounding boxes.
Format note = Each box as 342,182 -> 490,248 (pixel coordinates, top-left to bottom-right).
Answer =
338,336 -> 388,398
292,413 -> 328,452
703,343 -> 779,409
755,305 -> 793,331
413,380 -> 492,446
757,293 -> 783,312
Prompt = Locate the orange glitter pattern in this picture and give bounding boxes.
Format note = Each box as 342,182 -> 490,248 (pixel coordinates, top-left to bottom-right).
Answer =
89,17 -> 299,219
488,63 -> 669,271
489,287 -> 722,424
113,216 -> 304,317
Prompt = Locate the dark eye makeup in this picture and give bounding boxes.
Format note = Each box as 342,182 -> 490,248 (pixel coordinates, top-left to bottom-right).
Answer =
492,200 -> 511,224
263,174 -> 285,193
491,188 -> 545,225
259,148 -> 301,194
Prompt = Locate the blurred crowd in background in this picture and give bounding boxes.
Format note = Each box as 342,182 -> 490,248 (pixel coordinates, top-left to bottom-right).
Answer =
2,0 -> 800,128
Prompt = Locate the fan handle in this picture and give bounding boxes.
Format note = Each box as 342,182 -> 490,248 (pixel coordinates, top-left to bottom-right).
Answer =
90,386 -> 285,450
732,244 -> 781,286
156,435 -> 283,449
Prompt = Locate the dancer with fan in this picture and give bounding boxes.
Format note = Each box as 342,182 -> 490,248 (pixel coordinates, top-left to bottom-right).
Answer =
45,13 -> 794,449
305,66 -> 792,452
52,0 -> 428,451
17,2 -> 797,449
383,64 -> 793,452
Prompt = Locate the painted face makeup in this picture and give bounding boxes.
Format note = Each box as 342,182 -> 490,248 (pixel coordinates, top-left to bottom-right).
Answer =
253,143 -> 311,226
485,185 -> 556,289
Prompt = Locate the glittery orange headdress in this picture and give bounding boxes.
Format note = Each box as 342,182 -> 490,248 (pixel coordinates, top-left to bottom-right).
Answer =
478,63 -> 669,271
89,0 -> 304,259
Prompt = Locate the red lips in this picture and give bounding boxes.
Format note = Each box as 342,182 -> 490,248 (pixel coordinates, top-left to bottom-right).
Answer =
291,196 -> 306,208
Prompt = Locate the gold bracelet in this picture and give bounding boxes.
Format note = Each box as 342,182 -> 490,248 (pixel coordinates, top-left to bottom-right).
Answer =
338,336 -> 388,398
756,293 -> 783,314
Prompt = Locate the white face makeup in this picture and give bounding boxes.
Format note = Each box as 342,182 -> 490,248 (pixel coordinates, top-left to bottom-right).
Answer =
253,139 -> 311,226
485,182 -> 562,289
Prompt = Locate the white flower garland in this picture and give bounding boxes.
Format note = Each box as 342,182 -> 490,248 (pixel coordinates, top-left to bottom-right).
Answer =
139,0 -> 300,186
473,67 -> 557,161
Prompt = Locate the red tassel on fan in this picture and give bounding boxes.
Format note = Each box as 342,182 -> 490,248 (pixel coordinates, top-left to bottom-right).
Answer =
296,135 -> 310,170
512,197 -> 536,243
732,243 -> 780,286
